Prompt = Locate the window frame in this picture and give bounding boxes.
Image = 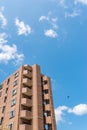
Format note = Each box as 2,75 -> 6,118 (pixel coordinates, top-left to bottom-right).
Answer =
11,99 -> 16,107
9,110 -> 15,119
12,89 -> 17,96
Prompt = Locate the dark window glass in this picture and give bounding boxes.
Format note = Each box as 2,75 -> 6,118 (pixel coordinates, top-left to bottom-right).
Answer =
12,89 -> 17,96
0,117 -> 3,125
8,123 -> 13,130
4,96 -> 7,103
43,80 -> 48,85
14,72 -> 19,79
2,106 -> 5,113
13,80 -> 18,86
11,99 -> 16,106
7,78 -> 10,85
9,111 -> 15,118
6,88 -> 8,94
0,91 -> 2,97
0,84 -> 3,90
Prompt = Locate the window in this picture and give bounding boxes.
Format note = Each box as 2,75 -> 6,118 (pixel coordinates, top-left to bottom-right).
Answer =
11,99 -> 16,106
43,89 -> 49,94
4,96 -> 7,103
28,119 -> 32,125
8,123 -> 13,130
0,91 -> 2,97
2,106 -> 5,113
44,111 -> 51,117
45,124 -> 48,130
0,117 -> 3,125
6,88 -> 8,94
12,89 -> 17,96
14,72 -> 19,78
7,78 -> 10,85
43,99 -> 50,105
42,80 -> 48,85
0,84 -> 3,90
13,80 -> 18,86
9,110 -> 15,118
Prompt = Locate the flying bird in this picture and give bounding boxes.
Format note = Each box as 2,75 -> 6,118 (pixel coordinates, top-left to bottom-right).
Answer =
67,96 -> 70,99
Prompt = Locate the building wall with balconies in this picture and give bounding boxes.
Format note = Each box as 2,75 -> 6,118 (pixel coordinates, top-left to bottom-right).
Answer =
0,64 -> 56,130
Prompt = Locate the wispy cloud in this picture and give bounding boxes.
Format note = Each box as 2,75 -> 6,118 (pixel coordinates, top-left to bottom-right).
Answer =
55,106 -> 68,124
51,17 -> 58,23
39,14 -> 58,38
65,9 -> 81,18
39,15 -> 58,29
39,16 -> 49,22
75,0 -> 87,5
44,29 -> 58,38
0,7 -> 7,28
15,18 -> 32,36
58,0 -> 68,8
0,33 -> 24,64
55,104 -> 87,124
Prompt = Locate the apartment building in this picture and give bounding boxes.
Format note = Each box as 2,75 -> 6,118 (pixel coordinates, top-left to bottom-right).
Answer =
0,64 -> 56,130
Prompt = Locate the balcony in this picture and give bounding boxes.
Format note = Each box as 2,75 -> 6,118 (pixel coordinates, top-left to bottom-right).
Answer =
19,124 -> 32,130
23,70 -> 32,78
43,85 -> 49,90
21,98 -> 32,107
22,88 -> 32,96
44,94 -> 49,100
24,64 -> 32,71
22,78 -> 32,87
44,104 -> 51,111
45,116 -> 52,124
20,110 -> 32,120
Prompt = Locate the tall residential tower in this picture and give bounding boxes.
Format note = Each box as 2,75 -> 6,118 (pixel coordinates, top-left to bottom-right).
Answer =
0,64 -> 56,130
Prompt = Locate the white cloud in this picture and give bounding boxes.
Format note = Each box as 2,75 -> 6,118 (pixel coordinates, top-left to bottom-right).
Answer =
39,15 -> 58,29
55,104 -> 87,124
57,0 -> 68,8
75,0 -> 87,5
55,106 -> 68,124
65,9 -> 81,18
15,18 -> 32,36
51,17 -> 58,23
39,16 -> 49,22
68,104 -> 87,115
51,17 -> 58,29
0,10 -> 7,28
44,29 -> 58,38
0,33 -> 24,64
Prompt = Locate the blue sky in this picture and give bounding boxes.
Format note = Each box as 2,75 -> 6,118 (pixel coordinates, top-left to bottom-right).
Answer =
0,0 -> 87,129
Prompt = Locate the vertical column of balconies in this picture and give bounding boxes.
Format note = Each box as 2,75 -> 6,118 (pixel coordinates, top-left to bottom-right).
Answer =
19,65 -> 33,130
42,76 -> 56,130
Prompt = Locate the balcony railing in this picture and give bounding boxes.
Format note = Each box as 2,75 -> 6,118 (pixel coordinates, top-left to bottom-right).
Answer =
24,64 -> 32,71
45,116 -> 52,124
20,110 -> 32,120
43,84 -> 49,90
44,104 -> 51,111
22,78 -> 32,87
21,98 -> 32,107
23,70 -> 32,78
22,87 -> 32,96
19,124 -> 32,130
44,94 -> 49,100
